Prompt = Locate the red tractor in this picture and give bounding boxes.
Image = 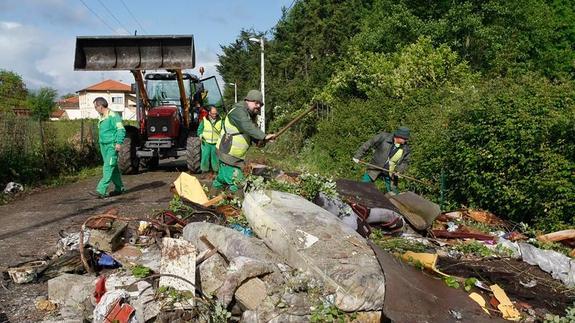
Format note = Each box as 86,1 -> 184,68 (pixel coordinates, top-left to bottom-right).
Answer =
74,35 -> 223,173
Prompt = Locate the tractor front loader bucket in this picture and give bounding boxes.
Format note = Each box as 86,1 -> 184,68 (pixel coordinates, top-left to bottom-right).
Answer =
74,35 -> 195,71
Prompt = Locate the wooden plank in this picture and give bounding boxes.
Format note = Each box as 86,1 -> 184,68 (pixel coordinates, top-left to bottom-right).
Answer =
538,230 -> 575,243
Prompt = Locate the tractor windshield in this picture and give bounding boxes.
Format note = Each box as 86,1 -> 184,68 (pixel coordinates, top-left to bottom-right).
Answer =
147,79 -> 191,107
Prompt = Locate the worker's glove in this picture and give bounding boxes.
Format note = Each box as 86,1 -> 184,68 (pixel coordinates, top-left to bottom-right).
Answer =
264,134 -> 277,142
352,158 -> 360,164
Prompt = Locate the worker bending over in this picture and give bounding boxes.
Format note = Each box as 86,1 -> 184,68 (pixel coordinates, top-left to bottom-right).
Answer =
353,126 -> 411,194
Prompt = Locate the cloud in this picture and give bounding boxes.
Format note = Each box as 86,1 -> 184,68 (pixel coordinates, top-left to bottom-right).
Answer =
1,0 -> 92,27
0,21 -> 224,96
0,21 -> 131,95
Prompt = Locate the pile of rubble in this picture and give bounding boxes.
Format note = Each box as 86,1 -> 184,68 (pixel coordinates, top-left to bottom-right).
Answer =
4,164 -> 575,322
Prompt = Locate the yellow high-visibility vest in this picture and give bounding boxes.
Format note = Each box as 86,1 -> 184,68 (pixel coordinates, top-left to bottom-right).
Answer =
216,107 -> 250,160
388,147 -> 404,173
201,118 -> 222,144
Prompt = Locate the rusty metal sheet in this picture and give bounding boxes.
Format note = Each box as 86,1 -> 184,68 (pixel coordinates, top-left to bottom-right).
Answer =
367,240 -> 503,323
335,179 -> 400,211
432,230 -> 495,241
159,238 -> 196,302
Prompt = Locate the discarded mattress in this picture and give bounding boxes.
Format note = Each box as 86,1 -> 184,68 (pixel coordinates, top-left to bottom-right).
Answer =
243,190 -> 385,312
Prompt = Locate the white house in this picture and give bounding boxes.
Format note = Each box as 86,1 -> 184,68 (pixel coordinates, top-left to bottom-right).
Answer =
77,80 -> 137,120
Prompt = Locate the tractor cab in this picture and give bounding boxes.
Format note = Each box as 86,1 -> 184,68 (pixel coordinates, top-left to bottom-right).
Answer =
143,72 -> 223,139
74,34 -> 223,174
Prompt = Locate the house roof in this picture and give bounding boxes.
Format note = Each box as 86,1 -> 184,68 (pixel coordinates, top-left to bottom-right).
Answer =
51,109 -> 65,118
57,96 -> 80,108
78,79 -> 132,93
58,96 -> 79,104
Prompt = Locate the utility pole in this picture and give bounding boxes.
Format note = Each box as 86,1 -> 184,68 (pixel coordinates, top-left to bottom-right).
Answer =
249,37 -> 265,132
228,82 -> 237,103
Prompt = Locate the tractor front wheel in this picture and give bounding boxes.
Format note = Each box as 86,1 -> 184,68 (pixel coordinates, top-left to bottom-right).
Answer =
186,136 -> 201,173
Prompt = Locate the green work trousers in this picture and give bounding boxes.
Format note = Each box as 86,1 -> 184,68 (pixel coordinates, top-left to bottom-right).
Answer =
96,143 -> 124,196
361,172 -> 399,194
213,162 -> 244,192
201,141 -> 219,172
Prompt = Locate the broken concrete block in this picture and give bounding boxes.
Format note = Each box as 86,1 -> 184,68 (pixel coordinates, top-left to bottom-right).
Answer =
217,256 -> 275,308
198,253 -> 227,295
182,222 -> 281,264
243,190 -> 385,312
235,278 -> 267,310
88,220 -> 128,252
48,273 -> 95,306
159,238 -> 196,296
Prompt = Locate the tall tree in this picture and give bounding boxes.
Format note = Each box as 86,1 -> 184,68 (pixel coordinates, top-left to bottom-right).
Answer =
28,87 -> 57,121
0,70 -> 28,112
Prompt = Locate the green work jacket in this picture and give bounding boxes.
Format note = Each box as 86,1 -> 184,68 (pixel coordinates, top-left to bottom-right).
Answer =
98,111 -> 126,145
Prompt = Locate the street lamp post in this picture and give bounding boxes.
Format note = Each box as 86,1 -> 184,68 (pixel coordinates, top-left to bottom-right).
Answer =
249,37 -> 265,132
228,82 -> 237,103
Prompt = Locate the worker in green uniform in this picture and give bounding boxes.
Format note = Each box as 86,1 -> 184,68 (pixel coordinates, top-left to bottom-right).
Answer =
197,105 -> 222,173
90,97 -> 126,198
214,90 -> 276,192
353,127 -> 411,194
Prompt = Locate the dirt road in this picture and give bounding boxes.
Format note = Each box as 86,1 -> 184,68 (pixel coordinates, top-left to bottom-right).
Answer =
0,161 -> 189,322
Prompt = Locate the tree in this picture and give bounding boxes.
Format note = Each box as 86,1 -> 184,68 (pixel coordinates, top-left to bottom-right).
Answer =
28,87 -> 57,121
61,93 -> 77,99
0,70 -> 28,112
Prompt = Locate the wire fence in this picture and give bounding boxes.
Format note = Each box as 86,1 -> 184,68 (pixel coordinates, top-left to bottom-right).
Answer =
0,114 -> 102,187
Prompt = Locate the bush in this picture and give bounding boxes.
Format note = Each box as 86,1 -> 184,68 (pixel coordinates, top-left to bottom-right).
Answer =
0,116 -> 101,187
432,75 -> 575,229
270,37 -> 575,230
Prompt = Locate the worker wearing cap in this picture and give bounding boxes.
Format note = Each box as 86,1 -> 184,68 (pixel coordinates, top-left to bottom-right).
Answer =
214,90 -> 276,192
197,105 -> 222,173
92,97 -> 126,198
353,127 -> 411,194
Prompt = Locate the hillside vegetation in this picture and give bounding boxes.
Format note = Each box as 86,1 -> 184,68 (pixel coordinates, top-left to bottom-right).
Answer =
217,0 -> 575,230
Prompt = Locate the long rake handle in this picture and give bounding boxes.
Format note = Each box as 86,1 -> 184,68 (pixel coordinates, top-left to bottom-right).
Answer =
357,159 -> 434,187
275,105 -> 317,138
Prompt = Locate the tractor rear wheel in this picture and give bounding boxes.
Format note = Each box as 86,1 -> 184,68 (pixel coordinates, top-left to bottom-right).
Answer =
186,136 -> 201,173
118,133 -> 139,174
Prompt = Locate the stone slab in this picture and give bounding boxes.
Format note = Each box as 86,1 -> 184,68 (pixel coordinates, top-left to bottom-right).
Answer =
243,190 -> 385,312
159,238 -> 197,302
48,273 -> 95,306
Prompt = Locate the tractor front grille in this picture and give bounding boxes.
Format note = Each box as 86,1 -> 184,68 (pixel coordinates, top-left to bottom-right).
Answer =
148,117 -> 171,135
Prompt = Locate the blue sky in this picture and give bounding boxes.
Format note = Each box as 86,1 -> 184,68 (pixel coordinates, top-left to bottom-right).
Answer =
0,0 -> 292,95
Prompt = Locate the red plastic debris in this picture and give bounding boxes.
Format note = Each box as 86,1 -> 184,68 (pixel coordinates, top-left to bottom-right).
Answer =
94,275 -> 107,303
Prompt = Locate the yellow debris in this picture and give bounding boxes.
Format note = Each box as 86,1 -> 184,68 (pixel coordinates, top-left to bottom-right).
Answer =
173,172 -> 208,205
469,292 -> 490,315
490,284 -> 521,321
401,251 -> 449,277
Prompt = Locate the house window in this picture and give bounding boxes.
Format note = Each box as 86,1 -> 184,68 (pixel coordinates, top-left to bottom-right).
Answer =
111,96 -> 124,104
